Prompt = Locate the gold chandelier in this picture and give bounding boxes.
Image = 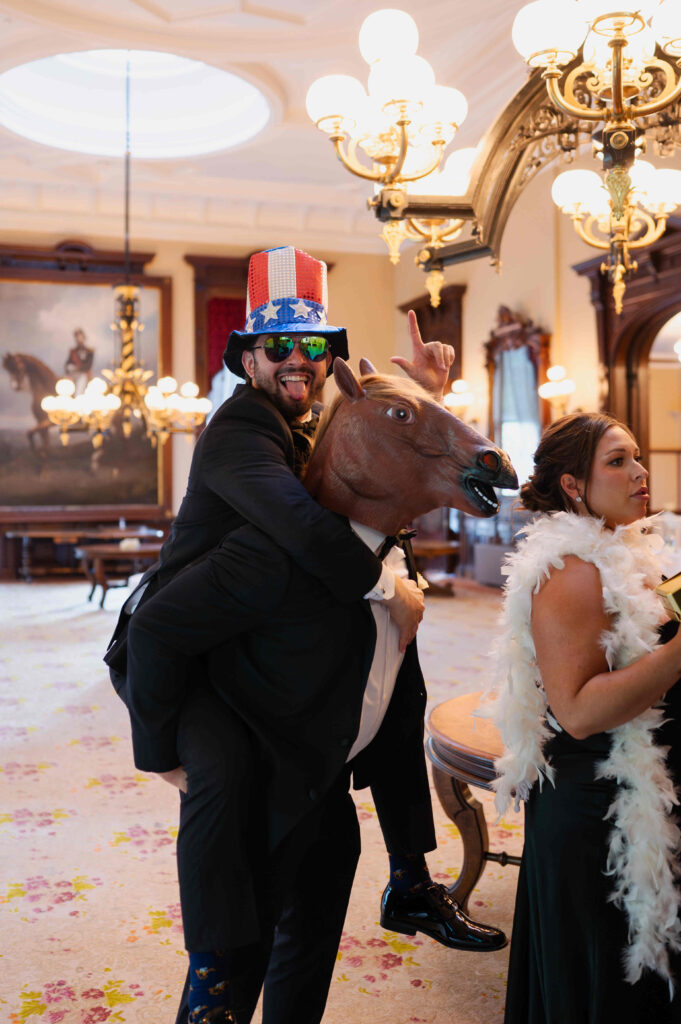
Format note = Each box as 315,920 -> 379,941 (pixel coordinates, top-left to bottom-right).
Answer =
308,5 -> 681,312
305,8 -> 470,280
41,56 -> 211,448
513,0 -> 681,312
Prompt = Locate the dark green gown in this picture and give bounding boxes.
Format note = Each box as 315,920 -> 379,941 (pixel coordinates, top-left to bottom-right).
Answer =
504,650 -> 681,1023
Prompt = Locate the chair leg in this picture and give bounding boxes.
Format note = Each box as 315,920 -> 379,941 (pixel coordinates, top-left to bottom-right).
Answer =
431,765 -> 489,912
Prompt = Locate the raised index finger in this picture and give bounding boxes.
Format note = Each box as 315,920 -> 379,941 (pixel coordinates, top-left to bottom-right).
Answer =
407,309 -> 426,355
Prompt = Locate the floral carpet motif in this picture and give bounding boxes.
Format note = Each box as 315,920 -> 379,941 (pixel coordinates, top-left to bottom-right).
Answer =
1,578 -> 521,1023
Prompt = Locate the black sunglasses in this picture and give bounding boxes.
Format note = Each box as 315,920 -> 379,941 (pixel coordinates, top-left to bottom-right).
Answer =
251,334 -> 329,363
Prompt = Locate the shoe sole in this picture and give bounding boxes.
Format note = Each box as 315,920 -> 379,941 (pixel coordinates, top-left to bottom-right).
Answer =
380,914 -> 508,953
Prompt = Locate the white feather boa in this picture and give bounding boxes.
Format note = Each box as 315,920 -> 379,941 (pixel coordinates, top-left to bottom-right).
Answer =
487,512 -> 681,989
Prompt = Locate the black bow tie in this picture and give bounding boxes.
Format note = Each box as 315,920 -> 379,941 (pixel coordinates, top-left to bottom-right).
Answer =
377,529 -> 418,581
290,418 -> 318,441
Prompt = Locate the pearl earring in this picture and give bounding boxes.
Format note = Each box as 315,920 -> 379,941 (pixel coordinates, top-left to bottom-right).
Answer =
575,496 -> 582,503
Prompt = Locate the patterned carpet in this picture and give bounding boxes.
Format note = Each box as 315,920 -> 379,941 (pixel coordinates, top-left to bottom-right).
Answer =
0,576 -> 523,1024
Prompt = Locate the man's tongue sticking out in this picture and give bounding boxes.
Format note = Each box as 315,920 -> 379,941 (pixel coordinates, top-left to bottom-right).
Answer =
280,374 -> 308,401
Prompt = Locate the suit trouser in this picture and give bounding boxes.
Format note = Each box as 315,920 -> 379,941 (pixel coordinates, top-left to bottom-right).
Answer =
174,684 -> 361,1023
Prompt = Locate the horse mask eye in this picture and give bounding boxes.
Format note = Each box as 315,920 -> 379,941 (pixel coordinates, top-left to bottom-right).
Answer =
386,405 -> 415,424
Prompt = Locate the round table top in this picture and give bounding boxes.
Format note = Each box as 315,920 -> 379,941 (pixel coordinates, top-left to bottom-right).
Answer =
427,691 -> 504,762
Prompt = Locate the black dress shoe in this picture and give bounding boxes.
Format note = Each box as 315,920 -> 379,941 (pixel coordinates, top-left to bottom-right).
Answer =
188,1007 -> 236,1024
380,881 -> 508,952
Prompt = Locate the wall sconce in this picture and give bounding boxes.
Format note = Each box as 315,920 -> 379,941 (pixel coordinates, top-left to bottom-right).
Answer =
538,364 -> 576,416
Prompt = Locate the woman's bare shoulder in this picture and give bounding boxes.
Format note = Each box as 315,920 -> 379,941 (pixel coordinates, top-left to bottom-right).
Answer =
534,555 -> 604,615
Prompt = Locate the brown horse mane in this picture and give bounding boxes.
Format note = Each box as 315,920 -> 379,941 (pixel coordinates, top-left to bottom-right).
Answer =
312,372 -> 435,454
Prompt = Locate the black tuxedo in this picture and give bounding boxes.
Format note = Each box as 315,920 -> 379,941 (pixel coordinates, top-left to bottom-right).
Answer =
127,523 -> 435,1022
106,383 -> 380,683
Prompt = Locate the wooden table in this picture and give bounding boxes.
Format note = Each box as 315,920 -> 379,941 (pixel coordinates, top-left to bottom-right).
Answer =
411,537 -> 460,595
5,527 -> 164,581
74,542 -> 163,608
426,691 -> 521,910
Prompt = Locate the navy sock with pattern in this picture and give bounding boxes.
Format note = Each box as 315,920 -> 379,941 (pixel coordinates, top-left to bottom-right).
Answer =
187,951 -> 232,1022
388,853 -> 432,893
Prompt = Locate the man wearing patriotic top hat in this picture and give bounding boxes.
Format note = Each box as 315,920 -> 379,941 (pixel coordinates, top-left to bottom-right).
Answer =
108,246 -> 505,1024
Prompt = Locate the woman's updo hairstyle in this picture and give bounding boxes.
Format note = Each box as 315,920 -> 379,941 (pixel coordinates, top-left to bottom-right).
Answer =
520,412 -> 634,515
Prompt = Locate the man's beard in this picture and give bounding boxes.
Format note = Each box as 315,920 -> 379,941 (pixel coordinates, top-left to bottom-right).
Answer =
251,365 -> 326,422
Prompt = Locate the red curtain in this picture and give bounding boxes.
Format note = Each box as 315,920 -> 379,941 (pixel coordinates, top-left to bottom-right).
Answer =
207,297 -> 247,382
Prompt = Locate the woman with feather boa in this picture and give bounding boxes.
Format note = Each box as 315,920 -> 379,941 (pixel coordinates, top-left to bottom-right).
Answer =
490,412 -> 681,1023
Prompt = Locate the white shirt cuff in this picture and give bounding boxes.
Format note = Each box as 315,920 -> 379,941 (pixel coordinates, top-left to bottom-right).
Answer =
364,563 -> 396,601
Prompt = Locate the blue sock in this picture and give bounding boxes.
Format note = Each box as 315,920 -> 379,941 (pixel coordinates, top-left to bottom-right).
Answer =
388,853 -> 432,892
187,951 -> 231,1021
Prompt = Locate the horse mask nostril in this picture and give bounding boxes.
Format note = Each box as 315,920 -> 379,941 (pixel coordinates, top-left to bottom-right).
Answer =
478,450 -> 501,473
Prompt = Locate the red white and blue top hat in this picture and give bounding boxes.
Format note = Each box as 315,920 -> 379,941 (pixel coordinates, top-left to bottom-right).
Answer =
223,246 -> 349,378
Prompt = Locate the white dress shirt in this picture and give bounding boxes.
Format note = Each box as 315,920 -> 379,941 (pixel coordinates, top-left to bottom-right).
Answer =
347,521 -> 408,761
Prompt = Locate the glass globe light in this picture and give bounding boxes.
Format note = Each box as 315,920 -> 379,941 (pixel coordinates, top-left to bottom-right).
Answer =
157,375 -> 178,394
85,376 -> 108,395
583,24 -> 656,67
368,55 -> 435,108
551,169 -> 605,214
512,0 -> 586,67
423,84 -> 468,129
306,74 -> 366,130
629,158 -> 657,203
358,9 -> 419,65
638,167 -> 681,213
441,147 -> 477,194
144,386 -> 165,411
652,0 -> 681,55
180,381 -> 200,398
55,377 -> 76,397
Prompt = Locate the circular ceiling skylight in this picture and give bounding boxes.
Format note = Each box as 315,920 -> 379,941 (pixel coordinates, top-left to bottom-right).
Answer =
0,50 -> 274,158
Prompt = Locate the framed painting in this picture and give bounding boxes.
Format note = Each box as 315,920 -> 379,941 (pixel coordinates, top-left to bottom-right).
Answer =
0,241 -> 172,523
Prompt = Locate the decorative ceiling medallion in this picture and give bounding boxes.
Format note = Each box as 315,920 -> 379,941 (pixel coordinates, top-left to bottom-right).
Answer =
0,49 -> 273,158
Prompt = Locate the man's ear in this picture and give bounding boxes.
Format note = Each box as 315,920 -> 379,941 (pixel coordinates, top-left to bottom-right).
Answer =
241,349 -> 255,380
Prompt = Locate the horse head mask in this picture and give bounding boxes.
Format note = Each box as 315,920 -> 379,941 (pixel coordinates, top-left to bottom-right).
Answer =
304,359 -> 518,536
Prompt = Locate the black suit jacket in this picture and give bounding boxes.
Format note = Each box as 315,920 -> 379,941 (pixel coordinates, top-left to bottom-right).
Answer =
126,525 -> 436,854
106,383 -> 382,680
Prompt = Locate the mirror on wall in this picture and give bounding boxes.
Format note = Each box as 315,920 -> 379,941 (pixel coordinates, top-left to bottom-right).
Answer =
648,310 -> 681,514
485,305 -> 551,489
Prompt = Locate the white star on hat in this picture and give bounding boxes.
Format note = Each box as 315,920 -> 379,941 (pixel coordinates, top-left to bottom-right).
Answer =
291,299 -> 312,319
245,314 -> 255,332
261,300 -> 281,324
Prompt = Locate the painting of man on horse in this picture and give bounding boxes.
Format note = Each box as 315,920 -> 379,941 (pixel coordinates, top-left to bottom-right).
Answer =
0,279 -> 161,508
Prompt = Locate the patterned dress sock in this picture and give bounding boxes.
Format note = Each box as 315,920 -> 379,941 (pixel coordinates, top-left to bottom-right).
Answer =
187,951 -> 232,1022
388,853 -> 432,893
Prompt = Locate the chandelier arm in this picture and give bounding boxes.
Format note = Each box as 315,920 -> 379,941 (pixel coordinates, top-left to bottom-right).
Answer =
627,212 -> 668,248
383,120 -> 410,184
544,74 -> 605,123
571,215 -> 610,251
629,72 -> 681,120
331,135 -> 384,183
396,140 -> 447,184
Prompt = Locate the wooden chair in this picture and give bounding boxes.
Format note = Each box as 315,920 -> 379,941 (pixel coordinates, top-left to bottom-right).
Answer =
426,691 -> 522,910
